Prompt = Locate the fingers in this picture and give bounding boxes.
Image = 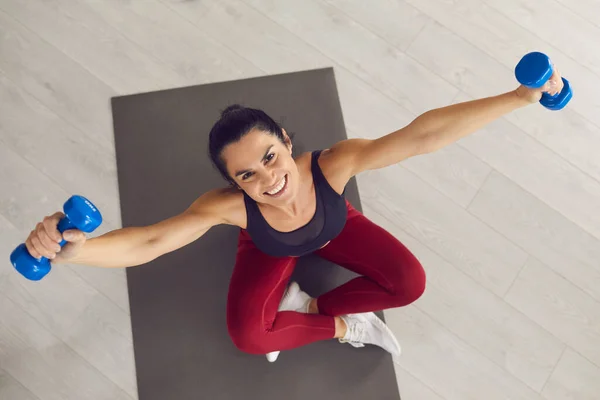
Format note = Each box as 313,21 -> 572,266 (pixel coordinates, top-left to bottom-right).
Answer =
25,212 -> 65,260
30,232 -> 55,259
544,68 -> 563,96
43,214 -> 64,243
37,223 -> 61,253
62,229 -> 86,244
25,234 -> 42,259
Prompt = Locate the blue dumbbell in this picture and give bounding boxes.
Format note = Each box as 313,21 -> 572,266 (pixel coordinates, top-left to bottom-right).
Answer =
10,195 -> 102,281
515,52 -> 572,110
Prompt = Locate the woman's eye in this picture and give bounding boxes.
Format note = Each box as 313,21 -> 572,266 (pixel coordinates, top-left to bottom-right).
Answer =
266,153 -> 275,162
242,172 -> 252,180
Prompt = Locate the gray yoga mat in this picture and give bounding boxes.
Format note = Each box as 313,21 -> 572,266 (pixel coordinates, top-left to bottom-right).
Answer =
111,68 -> 401,400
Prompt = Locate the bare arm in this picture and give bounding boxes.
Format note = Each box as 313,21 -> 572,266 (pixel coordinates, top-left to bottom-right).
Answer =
66,209 -> 217,268
325,70 -> 564,180
28,189 -> 232,269
412,90 -> 530,153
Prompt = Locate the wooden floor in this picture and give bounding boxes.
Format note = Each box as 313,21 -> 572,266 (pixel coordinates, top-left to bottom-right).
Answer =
1,1 -> 599,399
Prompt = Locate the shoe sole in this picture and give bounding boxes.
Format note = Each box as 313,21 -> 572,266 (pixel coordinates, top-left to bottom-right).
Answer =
266,351 -> 280,362
365,312 -> 402,357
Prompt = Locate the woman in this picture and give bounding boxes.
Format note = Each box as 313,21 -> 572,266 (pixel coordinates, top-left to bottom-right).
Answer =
23,69 -> 563,363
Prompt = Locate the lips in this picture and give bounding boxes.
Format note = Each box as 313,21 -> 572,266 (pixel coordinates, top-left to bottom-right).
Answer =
264,174 -> 288,197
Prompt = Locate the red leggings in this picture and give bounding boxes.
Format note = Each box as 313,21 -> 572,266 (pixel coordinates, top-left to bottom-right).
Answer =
226,200 -> 426,354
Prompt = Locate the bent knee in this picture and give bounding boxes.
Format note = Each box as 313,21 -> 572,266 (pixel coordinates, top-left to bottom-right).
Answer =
228,326 -> 272,354
229,332 -> 261,354
405,269 -> 426,304
389,258 -> 427,305
227,313 -> 272,354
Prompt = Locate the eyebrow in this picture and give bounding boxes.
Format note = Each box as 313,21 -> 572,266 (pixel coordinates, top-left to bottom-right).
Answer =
234,145 -> 275,177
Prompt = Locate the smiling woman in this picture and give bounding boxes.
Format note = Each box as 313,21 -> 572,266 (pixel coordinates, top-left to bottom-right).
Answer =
22,64 -> 562,363
220,129 -> 298,202
203,103 -> 427,362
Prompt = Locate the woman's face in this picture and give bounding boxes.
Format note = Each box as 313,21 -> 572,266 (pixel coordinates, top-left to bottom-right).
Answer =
222,128 -> 300,205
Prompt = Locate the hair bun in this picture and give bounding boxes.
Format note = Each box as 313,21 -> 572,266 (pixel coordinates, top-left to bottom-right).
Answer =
221,104 -> 244,118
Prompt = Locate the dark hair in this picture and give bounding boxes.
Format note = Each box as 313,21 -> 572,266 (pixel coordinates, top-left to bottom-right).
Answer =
208,104 -> 291,186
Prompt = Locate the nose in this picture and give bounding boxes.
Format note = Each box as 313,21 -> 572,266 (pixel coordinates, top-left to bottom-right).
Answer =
261,167 -> 278,186
264,177 -> 279,190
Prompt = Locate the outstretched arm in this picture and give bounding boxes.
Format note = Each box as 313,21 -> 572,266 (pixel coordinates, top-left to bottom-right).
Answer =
329,69 -> 563,178
27,188 -> 231,269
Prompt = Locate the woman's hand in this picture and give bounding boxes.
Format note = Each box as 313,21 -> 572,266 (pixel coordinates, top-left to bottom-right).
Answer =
25,212 -> 87,263
515,67 -> 564,104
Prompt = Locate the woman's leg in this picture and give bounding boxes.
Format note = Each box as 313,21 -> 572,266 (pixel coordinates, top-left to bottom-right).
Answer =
314,200 -> 426,317
226,229 -> 336,355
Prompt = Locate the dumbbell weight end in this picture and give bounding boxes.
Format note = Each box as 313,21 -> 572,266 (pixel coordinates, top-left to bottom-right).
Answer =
541,77 -> 572,110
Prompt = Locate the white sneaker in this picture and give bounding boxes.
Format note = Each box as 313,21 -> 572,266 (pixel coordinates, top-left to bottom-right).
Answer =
266,282 -> 312,362
339,312 -> 402,357
280,281 -> 312,313
266,351 -> 280,362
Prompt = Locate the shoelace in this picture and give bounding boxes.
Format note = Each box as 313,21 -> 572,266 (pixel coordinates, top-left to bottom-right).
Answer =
339,317 -> 366,346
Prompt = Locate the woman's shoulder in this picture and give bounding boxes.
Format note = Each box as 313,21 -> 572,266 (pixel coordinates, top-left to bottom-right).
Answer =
311,146 -> 351,196
191,186 -> 247,228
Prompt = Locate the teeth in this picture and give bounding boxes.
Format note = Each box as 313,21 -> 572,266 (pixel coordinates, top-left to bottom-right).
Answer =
267,175 -> 286,195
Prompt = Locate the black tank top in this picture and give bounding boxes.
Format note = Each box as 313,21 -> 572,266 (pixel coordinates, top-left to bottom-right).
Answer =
242,150 -> 347,257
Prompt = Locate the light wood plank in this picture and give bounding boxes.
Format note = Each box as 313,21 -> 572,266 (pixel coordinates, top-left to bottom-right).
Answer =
453,92 -> 600,242
394,366 -> 444,400
162,0 -> 330,76
0,0 -> 185,94
0,9 -> 116,152
0,214 -> 21,280
0,264 -> 98,343
468,170 -> 600,303
553,0 -> 600,29
0,71 -> 120,229
68,0 -> 262,83
0,138 -> 74,233
356,165 -> 528,296
404,0 -> 600,158
485,0 -> 600,77
393,138 -> 493,209
67,265 -> 130,315
384,305 -> 544,400
406,19 -> 515,98
64,294 -> 136,397
242,0 -> 459,115
0,295 -> 133,400
504,94 -> 600,184
365,205 -> 565,391
322,0 -> 431,51
505,257 -> 600,368
542,348 -> 600,400
0,369 -> 41,400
